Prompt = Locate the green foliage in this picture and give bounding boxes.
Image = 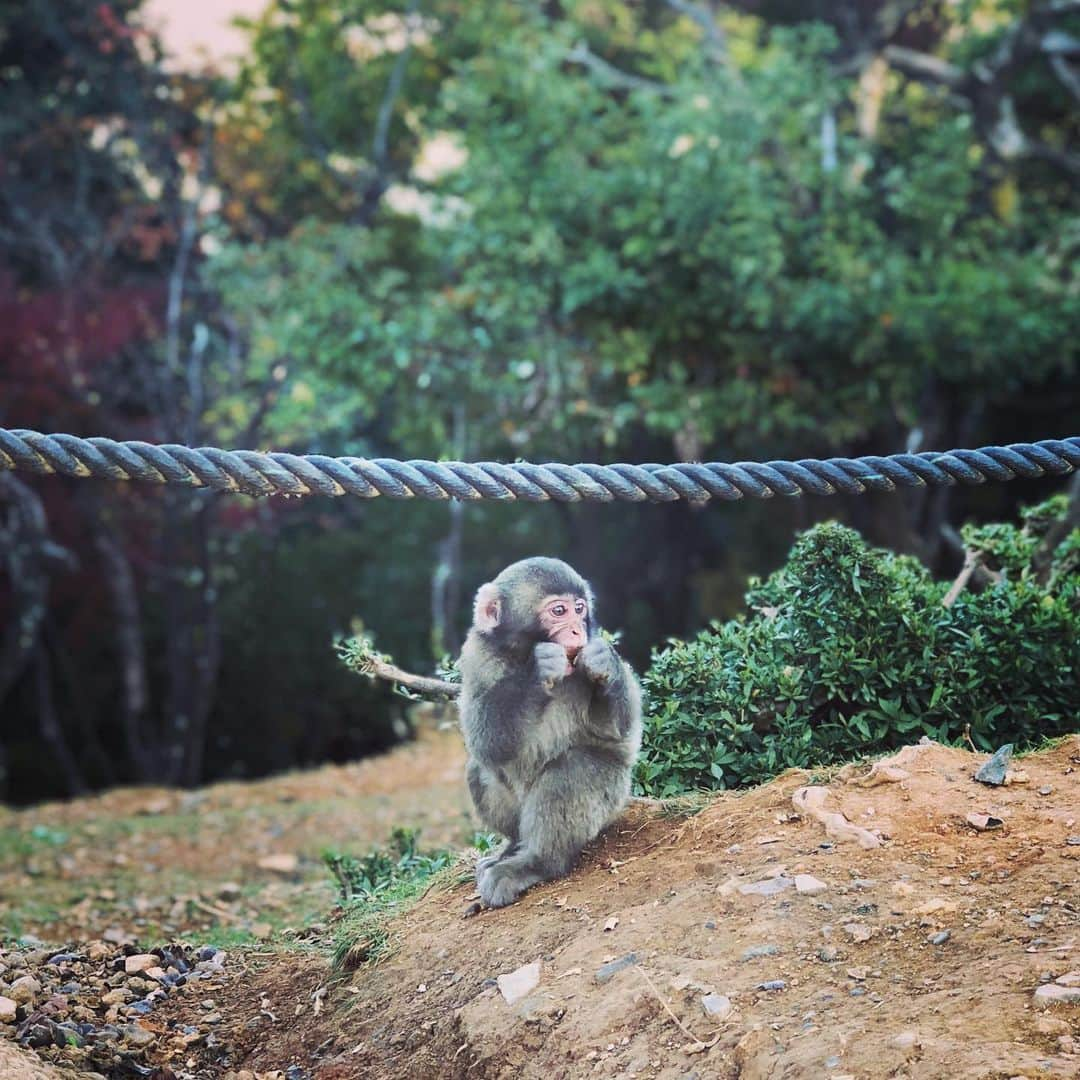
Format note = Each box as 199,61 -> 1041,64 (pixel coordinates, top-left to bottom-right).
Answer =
636,498 -> 1080,796
326,827 -> 472,969
324,826 -> 454,903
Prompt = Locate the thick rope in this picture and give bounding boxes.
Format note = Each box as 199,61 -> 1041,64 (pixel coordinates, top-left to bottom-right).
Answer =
0,427 -> 1077,503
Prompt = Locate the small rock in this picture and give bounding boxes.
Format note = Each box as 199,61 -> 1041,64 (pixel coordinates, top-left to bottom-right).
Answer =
124,954 -> 158,975
1038,786 -> 1053,796
891,1031 -> 921,1051
101,988 -> 133,1006
8,975 -> 41,1005
595,953 -> 637,984
741,944 -> 779,961
1055,971 -> 1080,987
824,1056 -> 841,1069
0,996 -> 17,1023
1067,836 -> 1080,846
965,813 -> 1003,832
928,931 -> 951,946
818,947 -> 840,963
738,876 -> 792,897
795,874 -> 828,895
1035,1016 -> 1071,1036
1034,983 -> 1080,1007
218,883 -> 243,901
119,1022 -> 156,1047
203,1012 -> 223,1024
701,993 -> 732,1019
257,853 -> 299,874
757,980 -> 786,992
843,924 -> 874,943
497,960 -> 541,1004
973,743 -> 1013,785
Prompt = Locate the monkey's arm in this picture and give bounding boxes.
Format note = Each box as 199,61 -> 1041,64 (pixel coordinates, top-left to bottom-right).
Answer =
577,639 -> 641,739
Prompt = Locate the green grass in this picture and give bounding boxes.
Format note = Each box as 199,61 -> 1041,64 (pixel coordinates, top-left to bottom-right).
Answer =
328,830 -> 477,972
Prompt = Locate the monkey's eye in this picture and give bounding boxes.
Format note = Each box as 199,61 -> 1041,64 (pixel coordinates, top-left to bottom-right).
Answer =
551,603 -> 567,617
574,601 -> 586,615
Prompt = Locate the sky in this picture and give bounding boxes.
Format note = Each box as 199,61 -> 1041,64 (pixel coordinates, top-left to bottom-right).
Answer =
144,0 -> 267,65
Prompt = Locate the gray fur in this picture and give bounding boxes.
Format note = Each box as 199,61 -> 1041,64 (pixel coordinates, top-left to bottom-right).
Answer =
459,557 -> 642,908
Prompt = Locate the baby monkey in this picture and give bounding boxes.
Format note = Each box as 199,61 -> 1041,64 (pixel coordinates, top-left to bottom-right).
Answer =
459,557 -> 641,908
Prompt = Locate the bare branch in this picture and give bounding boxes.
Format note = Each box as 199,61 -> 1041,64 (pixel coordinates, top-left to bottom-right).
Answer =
1049,53 -> 1080,102
883,45 -> 965,88
564,43 -> 675,96
363,653 -> 461,698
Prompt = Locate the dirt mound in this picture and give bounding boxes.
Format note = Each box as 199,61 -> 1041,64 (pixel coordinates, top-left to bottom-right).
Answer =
147,737 -> 1080,1079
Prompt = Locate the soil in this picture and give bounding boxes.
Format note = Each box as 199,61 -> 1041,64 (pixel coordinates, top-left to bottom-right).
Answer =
3,733 -> 1079,1079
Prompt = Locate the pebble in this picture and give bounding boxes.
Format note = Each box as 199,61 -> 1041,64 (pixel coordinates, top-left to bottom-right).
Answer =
124,954 -> 158,975
701,993 -> 732,1019
496,960 -> 541,1004
738,876 -> 792,897
1055,971 -> 1080,987
818,947 -> 840,963
1066,836 -> 1080,846
892,1031 -> 921,1050
119,1023 -> 156,1047
595,953 -> 637,985
1035,1016 -> 1071,1036
741,945 -> 779,961
757,980 -> 786,992
8,974 -> 41,1004
843,924 -> 874,943
795,875 -> 828,896
928,931 -> 951,946
257,853 -> 299,874
974,743 -> 1013,785
0,995 -> 17,1023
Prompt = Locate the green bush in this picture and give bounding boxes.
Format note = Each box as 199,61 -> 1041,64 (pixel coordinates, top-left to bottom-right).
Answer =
635,497 -> 1079,796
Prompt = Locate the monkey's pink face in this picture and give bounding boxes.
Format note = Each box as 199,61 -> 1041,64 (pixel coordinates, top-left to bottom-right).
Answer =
538,594 -> 588,660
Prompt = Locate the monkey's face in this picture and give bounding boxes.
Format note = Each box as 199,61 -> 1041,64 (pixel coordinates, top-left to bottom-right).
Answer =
471,557 -> 595,660
536,594 -> 588,661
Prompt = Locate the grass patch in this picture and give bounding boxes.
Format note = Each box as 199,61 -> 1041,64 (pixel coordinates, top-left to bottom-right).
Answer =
327,828 -> 476,972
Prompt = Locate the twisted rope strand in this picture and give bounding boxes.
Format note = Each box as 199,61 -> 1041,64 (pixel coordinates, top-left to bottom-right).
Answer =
0,428 -> 1077,503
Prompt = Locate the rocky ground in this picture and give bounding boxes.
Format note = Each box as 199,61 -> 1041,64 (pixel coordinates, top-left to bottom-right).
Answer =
1,731 -> 1078,1079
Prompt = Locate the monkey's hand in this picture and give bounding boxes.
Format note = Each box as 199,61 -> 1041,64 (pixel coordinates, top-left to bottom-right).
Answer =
534,641 -> 572,692
577,637 -> 623,689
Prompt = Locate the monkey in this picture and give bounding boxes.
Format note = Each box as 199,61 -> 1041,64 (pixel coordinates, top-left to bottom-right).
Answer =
458,557 -> 642,908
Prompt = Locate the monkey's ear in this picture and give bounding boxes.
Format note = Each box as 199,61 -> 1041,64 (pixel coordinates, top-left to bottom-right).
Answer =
473,583 -> 502,631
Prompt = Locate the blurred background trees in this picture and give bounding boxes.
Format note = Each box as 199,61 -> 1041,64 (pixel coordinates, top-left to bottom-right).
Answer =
1,0 -> 1077,803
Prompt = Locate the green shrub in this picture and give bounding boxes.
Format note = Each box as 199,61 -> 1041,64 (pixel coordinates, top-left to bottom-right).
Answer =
635,498 -> 1079,796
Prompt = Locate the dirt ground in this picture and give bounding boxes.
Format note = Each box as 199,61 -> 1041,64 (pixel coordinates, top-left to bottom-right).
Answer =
2,732 -> 1079,1079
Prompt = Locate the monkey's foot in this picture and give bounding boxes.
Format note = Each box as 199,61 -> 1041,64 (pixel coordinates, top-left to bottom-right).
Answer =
475,852 -> 501,877
477,862 -> 538,908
